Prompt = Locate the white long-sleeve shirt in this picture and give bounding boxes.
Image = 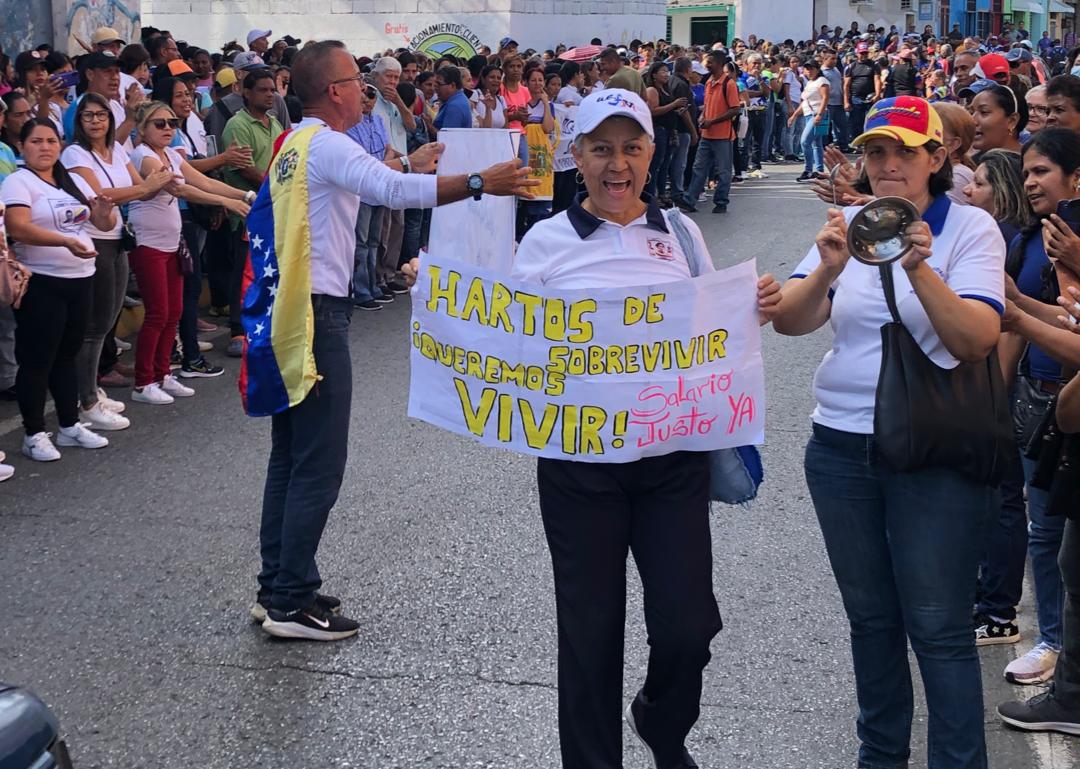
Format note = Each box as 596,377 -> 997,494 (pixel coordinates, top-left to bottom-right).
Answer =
299,117 -> 437,296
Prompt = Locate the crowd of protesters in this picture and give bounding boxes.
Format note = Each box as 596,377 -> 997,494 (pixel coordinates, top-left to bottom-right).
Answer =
6,15 -> 1080,767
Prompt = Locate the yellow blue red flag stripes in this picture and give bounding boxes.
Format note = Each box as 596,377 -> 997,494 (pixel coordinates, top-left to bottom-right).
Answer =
238,124 -> 324,416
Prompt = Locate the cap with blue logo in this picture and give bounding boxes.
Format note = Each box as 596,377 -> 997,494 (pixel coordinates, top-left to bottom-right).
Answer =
574,88 -> 654,140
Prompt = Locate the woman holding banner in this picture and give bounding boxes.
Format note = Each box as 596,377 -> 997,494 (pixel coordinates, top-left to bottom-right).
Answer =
510,88 -> 781,769
771,96 -> 1006,767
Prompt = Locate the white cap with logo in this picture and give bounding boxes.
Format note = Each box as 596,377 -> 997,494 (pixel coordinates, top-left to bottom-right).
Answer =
573,88 -> 654,140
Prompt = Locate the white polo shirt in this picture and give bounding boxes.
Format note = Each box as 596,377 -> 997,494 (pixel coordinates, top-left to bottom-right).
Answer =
791,195 -> 1005,434
511,195 -> 713,289
297,118 -> 437,296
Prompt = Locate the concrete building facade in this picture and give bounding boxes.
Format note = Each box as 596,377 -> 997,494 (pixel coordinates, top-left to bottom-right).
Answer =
141,0 -> 665,56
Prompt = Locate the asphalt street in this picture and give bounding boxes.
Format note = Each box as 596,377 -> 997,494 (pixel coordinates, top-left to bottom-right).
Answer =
1,163 -> 1076,769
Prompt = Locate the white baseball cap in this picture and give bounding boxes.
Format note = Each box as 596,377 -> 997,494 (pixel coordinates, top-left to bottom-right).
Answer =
573,88 -> 654,140
247,28 -> 272,46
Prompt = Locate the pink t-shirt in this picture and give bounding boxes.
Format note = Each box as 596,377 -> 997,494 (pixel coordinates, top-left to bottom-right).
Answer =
501,81 -> 530,131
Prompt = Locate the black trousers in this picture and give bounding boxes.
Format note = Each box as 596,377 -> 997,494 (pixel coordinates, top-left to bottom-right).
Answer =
1055,519 -> 1080,708
14,273 -> 92,435
537,451 -> 722,769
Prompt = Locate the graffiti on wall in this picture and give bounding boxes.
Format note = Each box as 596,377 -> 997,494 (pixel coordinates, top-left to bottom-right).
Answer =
64,0 -> 141,54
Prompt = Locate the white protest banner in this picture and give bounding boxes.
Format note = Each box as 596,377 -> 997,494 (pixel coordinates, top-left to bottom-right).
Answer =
430,128 -> 517,274
407,254 -> 765,462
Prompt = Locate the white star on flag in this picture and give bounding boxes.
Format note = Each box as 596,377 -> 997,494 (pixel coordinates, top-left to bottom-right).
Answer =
262,263 -> 276,279
251,234 -> 264,252
254,322 -> 266,336
265,301 -> 274,316
268,284 -> 278,298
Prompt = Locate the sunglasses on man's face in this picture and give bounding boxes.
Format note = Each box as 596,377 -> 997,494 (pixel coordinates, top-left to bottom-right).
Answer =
364,86 -> 378,100
149,118 -> 181,130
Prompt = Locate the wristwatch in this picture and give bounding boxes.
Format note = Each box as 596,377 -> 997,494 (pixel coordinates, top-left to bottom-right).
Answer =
401,155 -> 411,174
467,173 -> 484,201
243,190 -> 257,204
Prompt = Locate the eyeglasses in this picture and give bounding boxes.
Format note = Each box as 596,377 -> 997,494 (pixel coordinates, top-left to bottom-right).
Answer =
327,74 -> 365,91
364,86 -> 378,100
80,110 -> 111,122
148,118 -> 181,129
1030,104 -> 1051,116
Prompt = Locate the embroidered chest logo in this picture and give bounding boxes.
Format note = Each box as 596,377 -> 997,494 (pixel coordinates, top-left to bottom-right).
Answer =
647,238 -> 675,261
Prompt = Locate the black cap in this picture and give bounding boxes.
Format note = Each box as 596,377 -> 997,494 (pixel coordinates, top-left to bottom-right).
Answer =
281,35 -> 302,47
14,50 -> 47,73
82,51 -> 121,70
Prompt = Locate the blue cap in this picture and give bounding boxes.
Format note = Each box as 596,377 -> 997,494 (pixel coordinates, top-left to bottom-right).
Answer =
958,78 -> 997,99
499,37 -> 517,49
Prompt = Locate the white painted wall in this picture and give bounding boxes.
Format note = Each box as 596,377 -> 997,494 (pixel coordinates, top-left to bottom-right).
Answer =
734,0 -> 813,44
142,0 -> 663,55
817,0 -> 911,33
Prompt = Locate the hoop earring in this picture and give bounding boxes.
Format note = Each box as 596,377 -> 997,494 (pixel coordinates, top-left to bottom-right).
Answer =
646,171 -> 652,186
575,170 -> 584,185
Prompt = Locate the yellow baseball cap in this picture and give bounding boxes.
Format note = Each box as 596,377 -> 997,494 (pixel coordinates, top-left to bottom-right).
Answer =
214,68 -> 238,88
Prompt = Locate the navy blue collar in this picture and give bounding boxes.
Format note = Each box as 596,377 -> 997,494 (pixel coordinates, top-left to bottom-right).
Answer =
922,193 -> 951,236
566,192 -> 670,239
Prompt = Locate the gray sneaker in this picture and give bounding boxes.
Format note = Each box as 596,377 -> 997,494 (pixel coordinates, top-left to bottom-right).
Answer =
999,690 -> 1080,736
226,337 -> 244,357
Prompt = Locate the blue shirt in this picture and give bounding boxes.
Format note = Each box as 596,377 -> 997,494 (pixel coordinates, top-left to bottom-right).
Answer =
1011,231 -> 1062,382
434,90 -> 473,131
346,112 -> 389,159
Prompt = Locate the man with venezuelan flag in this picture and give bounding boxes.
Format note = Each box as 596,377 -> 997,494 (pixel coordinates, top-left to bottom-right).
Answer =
240,40 -> 537,641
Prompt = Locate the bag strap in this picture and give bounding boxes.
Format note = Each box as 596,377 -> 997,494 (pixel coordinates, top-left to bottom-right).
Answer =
665,208 -> 710,278
89,149 -> 116,188
879,264 -> 902,324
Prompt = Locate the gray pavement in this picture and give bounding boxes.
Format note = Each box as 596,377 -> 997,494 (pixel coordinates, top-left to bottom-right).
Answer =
0,163 -> 1075,768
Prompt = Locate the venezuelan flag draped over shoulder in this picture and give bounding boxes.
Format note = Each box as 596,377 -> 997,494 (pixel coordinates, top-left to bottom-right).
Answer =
238,124 -> 326,417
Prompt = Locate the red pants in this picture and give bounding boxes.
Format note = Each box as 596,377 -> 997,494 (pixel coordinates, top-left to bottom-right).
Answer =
130,245 -> 183,388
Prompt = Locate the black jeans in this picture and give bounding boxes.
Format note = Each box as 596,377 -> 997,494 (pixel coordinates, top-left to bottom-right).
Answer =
258,295 -> 353,612
180,214 -> 208,364
14,273 -> 93,435
745,109 -> 767,168
537,451 -> 721,769
1056,518 -> 1080,708
975,449 -> 1028,621
228,225 -> 247,338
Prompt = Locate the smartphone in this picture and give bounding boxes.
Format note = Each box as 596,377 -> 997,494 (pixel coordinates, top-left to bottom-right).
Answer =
54,70 -> 81,89
1057,198 -> 1080,230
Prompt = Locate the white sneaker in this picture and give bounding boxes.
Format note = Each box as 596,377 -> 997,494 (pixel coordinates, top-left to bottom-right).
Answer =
114,337 -> 132,351
1005,641 -> 1060,685
161,374 -> 194,398
79,402 -> 131,431
96,387 -> 125,413
22,432 -> 61,462
197,340 -> 212,352
0,462 -> 12,482
56,422 -> 109,449
132,382 -> 174,405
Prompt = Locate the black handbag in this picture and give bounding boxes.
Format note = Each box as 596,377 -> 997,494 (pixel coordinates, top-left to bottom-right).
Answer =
872,265 -> 1014,486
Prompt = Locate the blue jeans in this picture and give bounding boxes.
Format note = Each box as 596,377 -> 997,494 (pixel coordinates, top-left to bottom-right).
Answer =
801,117 -> 825,173
1023,453 -> 1065,649
805,424 -> 991,769
258,296 -> 354,612
975,448 -> 1027,621
784,104 -> 805,158
647,125 -> 672,198
683,138 -> 733,208
352,204 -> 385,304
668,131 -> 692,200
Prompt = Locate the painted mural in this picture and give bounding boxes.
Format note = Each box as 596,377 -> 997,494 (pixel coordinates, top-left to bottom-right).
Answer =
63,0 -> 141,54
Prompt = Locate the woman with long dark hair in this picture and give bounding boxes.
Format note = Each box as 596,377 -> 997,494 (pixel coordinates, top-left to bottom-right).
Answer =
475,64 -> 506,129
62,93 -> 174,430
644,61 -> 685,202
1,119 -> 118,461
992,128 -> 1080,686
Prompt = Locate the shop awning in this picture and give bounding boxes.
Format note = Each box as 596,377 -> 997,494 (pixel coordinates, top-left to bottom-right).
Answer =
1011,0 -> 1045,12
1048,0 -> 1073,13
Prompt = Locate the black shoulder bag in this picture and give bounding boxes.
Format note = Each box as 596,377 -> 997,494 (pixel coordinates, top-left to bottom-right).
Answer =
873,265 -> 1014,486
89,150 -> 137,252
